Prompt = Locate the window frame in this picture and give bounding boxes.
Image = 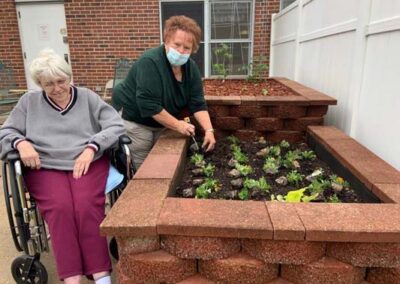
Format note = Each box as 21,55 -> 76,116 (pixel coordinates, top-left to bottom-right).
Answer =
159,0 -> 255,78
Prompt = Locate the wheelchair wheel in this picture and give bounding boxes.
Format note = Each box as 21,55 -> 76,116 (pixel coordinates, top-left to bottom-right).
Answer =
109,237 -> 119,260
11,255 -> 48,284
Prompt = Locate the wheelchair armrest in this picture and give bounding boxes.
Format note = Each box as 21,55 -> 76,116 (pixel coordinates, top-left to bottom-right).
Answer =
5,150 -> 20,161
119,134 -> 131,145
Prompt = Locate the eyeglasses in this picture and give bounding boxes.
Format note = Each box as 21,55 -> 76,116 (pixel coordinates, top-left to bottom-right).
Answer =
41,78 -> 68,91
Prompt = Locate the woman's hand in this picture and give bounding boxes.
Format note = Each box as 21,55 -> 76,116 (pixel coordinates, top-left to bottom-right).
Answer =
176,120 -> 195,136
73,148 -> 95,179
17,140 -> 41,169
202,131 -> 216,152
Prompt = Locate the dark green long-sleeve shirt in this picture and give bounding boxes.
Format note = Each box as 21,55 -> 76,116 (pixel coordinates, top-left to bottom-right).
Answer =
112,45 -> 207,128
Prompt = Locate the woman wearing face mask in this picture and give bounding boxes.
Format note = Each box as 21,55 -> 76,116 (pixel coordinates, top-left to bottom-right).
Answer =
112,15 -> 216,169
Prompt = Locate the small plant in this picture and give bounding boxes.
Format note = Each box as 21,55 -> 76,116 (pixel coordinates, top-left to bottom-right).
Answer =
257,177 -> 271,192
280,140 -> 290,148
243,178 -> 258,189
261,88 -> 269,96
238,188 -> 249,200
302,150 -> 317,160
240,55 -> 269,82
190,153 -> 205,167
263,157 -> 280,174
232,146 -> 249,164
195,178 -> 221,199
308,178 -> 330,195
235,163 -> 253,176
284,187 -> 318,203
286,170 -> 304,186
270,194 -> 285,202
267,145 -> 281,157
202,163 -> 215,178
212,43 -> 232,81
226,135 -> 240,145
328,194 -> 341,203
282,150 -> 302,169
242,177 -> 271,192
329,175 -> 350,188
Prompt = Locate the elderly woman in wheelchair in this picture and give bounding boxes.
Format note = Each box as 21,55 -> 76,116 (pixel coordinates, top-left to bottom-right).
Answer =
0,49 -> 128,284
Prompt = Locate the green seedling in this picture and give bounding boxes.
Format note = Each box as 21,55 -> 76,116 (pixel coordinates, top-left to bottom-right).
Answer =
195,178 -> 221,199
243,178 -> 258,189
226,135 -> 240,145
238,188 -> 249,200
282,150 -> 302,169
270,194 -> 285,202
257,177 -> 271,192
202,163 -> 215,178
308,179 -> 330,195
212,43 -> 233,80
267,145 -> 281,157
261,88 -> 269,96
235,163 -> 253,176
286,170 -> 304,186
328,194 -> 341,203
302,150 -> 317,160
329,175 -> 350,188
280,140 -> 290,148
232,146 -> 249,164
284,187 -> 318,203
263,157 -> 280,174
190,153 -> 205,167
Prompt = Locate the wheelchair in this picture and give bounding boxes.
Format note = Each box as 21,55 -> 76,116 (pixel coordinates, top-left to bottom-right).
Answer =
2,135 -> 135,284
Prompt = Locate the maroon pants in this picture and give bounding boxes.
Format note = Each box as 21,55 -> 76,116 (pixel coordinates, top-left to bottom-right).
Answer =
24,156 -> 112,280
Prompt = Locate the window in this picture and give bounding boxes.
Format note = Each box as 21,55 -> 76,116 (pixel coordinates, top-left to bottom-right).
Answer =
280,0 -> 296,10
160,0 -> 254,77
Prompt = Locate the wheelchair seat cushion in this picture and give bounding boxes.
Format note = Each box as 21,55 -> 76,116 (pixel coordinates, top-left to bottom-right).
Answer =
105,164 -> 124,194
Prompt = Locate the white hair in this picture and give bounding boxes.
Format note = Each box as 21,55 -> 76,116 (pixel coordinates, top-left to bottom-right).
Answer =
29,48 -> 72,86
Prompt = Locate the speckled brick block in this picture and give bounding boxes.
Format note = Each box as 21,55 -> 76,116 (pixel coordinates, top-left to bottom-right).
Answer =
234,129 -> 262,141
306,105 -> 328,117
161,235 -> 240,260
367,267 -> 400,283
207,105 -> 231,117
327,242 -> 400,267
267,130 -> 304,143
116,236 -> 160,259
177,274 -> 215,283
267,278 -> 294,284
116,261 -> 131,284
285,117 -> 324,131
281,257 -> 366,284
230,105 -> 269,118
120,250 -> 196,283
247,117 -> 283,131
213,117 -> 245,130
269,105 -> 307,118
199,252 -> 278,283
242,239 -> 325,265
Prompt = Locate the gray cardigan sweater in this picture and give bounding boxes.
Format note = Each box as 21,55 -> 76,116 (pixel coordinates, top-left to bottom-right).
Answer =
0,86 -> 126,170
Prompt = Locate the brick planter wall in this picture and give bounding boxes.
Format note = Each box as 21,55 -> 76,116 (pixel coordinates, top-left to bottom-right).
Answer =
206,77 -> 337,143
101,126 -> 400,282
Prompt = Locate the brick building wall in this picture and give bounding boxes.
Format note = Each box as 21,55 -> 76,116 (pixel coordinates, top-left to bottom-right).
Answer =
0,0 -> 280,91
0,1 -> 25,88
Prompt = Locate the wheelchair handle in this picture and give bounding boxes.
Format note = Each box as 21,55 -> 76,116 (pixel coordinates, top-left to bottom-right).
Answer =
119,134 -> 131,145
5,150 -> 20,161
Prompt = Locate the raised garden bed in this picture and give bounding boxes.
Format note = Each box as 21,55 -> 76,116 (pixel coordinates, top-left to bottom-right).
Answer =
101,78 -> 400,283
176,136 -> 375,203
204,77 -> 337,143
101,126 -> 400,284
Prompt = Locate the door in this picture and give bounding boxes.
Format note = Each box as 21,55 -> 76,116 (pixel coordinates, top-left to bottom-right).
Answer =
16,3 -> 70,90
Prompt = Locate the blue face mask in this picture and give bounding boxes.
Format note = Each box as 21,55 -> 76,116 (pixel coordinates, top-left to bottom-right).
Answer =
166,46 -> 190,66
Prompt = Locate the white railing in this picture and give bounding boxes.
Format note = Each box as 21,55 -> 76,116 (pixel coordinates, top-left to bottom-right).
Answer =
270,0 -> 400,170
